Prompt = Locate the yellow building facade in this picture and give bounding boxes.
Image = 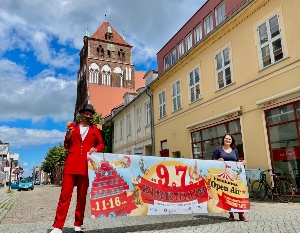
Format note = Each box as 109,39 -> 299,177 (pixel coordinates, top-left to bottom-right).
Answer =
150,0 -> 300,191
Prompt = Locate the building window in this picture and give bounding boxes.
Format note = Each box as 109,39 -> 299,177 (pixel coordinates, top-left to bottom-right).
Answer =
145,101 -> 150,125
159,90 -> 166,118
120,120 -> 123,139
204,13 -> 213,35
89,63 -> 99,84
160,140 -> 169,157
215,46 -> 232,90
137,107 -> 141,130
101,65 -> 111,85
164,55 -> 169,70
215,2 -> 226,26
178,41 -> 184,58
172,80 -> 181,112
258,14 -> 284,68
266,101 -> 300,189
127,114 -> 131,135
194,24 -> 202,44
125,67 -> 132,80
97,45 -> 104,58
185,33 -> 193,51
161,140 -> 168,150
189,67 -> 201,103
171,49 -> 176,65
191,119 -> 243,160
114,123 -> 118,142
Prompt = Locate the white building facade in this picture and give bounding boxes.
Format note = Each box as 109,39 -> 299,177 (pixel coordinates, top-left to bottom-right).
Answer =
112,71 -> 158,156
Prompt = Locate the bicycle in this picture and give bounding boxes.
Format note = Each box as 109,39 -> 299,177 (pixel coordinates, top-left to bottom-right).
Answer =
291,168 -> 300,192
251,169 -> 295,203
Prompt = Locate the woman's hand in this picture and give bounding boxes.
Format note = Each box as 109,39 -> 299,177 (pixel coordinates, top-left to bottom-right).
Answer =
239,159 -> 247,165
218,158 -> 224,161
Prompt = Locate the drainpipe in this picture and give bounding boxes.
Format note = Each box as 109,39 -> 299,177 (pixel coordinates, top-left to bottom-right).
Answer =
146,88 -> 155,156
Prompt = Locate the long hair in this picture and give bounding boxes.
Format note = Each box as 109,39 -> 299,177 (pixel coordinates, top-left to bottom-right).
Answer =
221,134 -> 236,148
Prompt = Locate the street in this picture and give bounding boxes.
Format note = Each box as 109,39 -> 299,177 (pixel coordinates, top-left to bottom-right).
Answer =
0,185 -> 299,233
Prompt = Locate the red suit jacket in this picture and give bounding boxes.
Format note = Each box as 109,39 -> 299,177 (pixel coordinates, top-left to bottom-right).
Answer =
63,123 -> 104,176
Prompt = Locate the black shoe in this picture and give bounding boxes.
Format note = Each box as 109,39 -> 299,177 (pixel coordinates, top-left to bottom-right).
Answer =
74,231 -> 84,233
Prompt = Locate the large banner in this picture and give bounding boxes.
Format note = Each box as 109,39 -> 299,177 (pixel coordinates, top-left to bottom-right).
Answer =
88,153 -> 249,218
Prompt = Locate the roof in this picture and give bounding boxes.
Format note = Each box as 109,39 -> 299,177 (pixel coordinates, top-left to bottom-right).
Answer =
134,71 -> 146,89
91,21 -> 130,46
88,70 -> 146,117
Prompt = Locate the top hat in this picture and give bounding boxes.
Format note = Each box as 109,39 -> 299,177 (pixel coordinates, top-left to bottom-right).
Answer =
79,104 -> 95,114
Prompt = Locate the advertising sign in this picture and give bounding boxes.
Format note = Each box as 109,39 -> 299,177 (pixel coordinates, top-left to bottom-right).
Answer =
88,153 -> 249,218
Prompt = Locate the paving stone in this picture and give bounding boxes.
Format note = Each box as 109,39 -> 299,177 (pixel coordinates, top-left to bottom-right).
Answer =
0,186 -> 299,232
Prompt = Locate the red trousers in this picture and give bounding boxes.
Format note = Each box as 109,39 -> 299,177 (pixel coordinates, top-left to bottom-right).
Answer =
53,174 -> 89,229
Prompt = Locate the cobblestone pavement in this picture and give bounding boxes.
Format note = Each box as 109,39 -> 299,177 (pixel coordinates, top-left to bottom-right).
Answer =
0,186 -> 299,233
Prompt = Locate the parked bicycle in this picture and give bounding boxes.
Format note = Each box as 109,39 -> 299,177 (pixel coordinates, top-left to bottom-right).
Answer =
291,168 -> 300,191
251,169 -> 295,203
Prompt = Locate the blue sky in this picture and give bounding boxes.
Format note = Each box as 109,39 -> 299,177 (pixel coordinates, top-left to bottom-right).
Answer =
0,0 -> 206,177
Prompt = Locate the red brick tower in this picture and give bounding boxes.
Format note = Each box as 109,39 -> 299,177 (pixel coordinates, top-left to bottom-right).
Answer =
75,21 -> 145,118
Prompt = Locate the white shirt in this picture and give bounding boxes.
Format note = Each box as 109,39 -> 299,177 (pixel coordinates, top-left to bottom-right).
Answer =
80,125 -> 89,140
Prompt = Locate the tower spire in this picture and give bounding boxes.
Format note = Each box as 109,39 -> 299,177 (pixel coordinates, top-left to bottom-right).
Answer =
122,31 -> 126,41
85,26 -> 90,37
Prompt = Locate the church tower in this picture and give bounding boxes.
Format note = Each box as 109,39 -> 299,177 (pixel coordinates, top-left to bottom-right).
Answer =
75,20 -> 145,118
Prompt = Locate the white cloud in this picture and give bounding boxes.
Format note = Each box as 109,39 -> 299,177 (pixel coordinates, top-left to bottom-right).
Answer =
0,59 -> 76,121
0,126 -> 65,147
22,168 -> 32,178
0,0 -> 207,69
22,162 -> 29,167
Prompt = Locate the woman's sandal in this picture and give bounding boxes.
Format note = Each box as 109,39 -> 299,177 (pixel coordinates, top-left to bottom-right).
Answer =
239,216 -> 249,222
229,216 -> 235,221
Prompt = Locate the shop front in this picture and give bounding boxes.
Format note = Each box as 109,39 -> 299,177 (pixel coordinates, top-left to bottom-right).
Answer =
265,101 -> 300,192
190,118 -> 244,161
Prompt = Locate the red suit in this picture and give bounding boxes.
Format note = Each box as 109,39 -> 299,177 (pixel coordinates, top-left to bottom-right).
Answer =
53,123 -> 104,229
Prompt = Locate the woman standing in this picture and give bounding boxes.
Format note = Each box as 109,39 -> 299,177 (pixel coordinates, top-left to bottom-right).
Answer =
212,134 -> 249,222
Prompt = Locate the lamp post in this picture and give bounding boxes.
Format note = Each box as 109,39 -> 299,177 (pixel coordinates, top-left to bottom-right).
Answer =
8,158 -> 13,191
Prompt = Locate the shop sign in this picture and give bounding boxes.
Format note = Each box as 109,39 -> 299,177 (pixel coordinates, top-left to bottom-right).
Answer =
272,148 -> 300,161
263,100 -> 277,107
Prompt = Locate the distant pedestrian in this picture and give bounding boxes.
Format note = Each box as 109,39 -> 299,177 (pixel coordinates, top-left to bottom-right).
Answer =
212,134 -> 249,222
50,104 -> 105,233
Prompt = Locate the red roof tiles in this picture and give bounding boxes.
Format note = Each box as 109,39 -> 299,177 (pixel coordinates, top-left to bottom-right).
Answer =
88,71 -> 146,117
91,21 -> 130,46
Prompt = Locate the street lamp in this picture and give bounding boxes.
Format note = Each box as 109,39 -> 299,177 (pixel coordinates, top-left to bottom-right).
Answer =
8,158 -> 13,191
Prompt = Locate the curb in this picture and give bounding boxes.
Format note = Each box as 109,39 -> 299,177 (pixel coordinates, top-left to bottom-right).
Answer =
0,191 -> 21,223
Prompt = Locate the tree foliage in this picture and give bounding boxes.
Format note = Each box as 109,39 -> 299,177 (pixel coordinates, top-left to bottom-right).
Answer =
75,111 -> 112,152
41,143 -> 67,181
42,111 -> 112,180
102,124 -> 113,153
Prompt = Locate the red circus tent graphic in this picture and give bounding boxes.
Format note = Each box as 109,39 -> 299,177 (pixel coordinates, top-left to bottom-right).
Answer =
217,171 -> 234,181
90,159 -> 137,217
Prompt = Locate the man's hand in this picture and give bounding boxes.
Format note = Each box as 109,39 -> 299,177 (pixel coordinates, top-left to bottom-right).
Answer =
89,147 -> 97,154
66,127 -> 74,140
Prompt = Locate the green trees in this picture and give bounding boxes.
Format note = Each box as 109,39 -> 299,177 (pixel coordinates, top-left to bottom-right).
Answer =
41,143 -> 67,183
42,111 -> 113,182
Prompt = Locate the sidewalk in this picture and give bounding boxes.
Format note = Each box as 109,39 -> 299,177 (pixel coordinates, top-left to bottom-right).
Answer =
0,187 -> 21,223
0,186 -> 299,232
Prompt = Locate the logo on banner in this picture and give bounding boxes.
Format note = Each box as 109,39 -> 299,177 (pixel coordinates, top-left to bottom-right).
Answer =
206,162 -> 249,213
